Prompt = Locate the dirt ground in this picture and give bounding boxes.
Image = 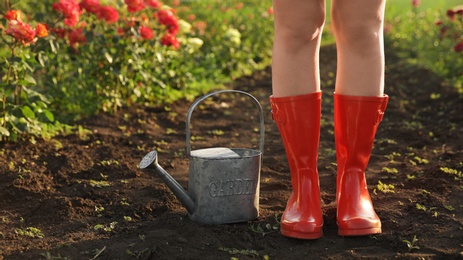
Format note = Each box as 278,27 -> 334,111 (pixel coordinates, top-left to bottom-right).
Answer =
1,44 -> 463,259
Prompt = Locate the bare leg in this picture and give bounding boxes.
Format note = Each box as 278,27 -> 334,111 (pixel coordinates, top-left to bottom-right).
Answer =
331,0 -> 388,237
331,0 -> 386,96
272,0 -> 326,97
270,0 -> 326,239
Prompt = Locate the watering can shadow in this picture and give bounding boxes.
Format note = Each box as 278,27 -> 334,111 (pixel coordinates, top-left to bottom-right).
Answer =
139,90 -> 265,225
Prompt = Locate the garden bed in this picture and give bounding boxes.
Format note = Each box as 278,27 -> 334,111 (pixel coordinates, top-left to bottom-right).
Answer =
1,44 -> 462,259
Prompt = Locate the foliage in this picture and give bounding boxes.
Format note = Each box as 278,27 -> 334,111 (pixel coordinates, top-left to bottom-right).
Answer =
384,3 -> 463,91
0,0 -> 274,141
0,6 -> 60,141
2,0 -> 461,142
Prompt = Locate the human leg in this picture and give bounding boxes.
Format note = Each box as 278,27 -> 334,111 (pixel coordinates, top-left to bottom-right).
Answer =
272,0 -> 325,97
331,0 -> 386,96
270,0 -> 326,239
330,0 -> 388,236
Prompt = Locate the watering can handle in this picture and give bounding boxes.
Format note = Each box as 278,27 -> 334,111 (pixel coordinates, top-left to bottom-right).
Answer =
185,90 -> 265,156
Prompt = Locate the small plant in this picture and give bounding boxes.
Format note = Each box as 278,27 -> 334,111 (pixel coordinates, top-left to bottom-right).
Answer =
15,227 -> 44,238
415,203 -> 427,211
93,221 -> 117,232
218,247 -> 259,257
440,167 -> 463,180
385,152 -> 402,162
249,222 -> 279,237
99,159 -> 119,166
376,181 -> 395,194
89,179 -> 111,188
412,156 -> 429,165
403,235 -> 420,252
382,167 -> 399,174
249,214 -> 280,237
40,252 -> 69,260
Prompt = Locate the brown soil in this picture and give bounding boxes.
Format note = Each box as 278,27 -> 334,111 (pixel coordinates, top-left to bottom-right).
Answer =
1,44 -> 463,260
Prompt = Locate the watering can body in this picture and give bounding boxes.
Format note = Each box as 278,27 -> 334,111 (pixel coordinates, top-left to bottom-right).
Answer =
140,90 -> 264,225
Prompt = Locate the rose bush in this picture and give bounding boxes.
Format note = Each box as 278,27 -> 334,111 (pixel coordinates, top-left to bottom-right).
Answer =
0,0 -> 275,141
0,7 -> 59,141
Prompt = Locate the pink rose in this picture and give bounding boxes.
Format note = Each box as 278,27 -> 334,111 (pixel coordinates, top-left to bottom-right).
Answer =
124,0 -> 145,13
69,27 -> 86,48
139,26 -> 153,40
161,33 -> 180,49
454,42 -> 463,53
80,0 -> 100,14
144,0 -> 160,8
5,20 -> 37,45
52,0 -> 82,27
97,6 -> 119,24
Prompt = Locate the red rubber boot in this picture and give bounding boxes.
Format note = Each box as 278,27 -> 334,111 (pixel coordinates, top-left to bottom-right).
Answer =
269,92 -> 323,239
334,93 -> 389,236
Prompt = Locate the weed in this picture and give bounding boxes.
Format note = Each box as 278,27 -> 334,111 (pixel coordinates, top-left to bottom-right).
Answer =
382,167 -> 399,174
250,214 -> 280,237
385,152 -> 401,162
440,167 -> 462,180
99,159 -> 119,166
1,216 -> 10,223
166,128 -> 177,135
249,222 -> 279,237
323,148 -> 336,157
95,206 -> 105,213
402,235 -> 420,252
416,203 -> 427,211
94,222 -> 117,232
376,181 -> 395,194
89,180 -> 111,188
90,246 -> 106,260
126,247 -> 151,258
421,189 -> 431,196
121,199 -> 130,206
77,125 -> 93,141
15,227 -> 44,238
40,252 -> 69,260
413,156 -> 429,164
378,138 -> 398,145
218,247 -> 259,257
209,129 -> 225,136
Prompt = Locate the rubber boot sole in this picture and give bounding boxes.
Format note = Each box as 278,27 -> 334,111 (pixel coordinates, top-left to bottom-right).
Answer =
338,227 -> 381,237
281,229 -> 323,239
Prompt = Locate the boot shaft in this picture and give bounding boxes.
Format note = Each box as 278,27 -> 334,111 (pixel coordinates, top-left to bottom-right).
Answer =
334,94 -> 389,172
270,92 -> 322,171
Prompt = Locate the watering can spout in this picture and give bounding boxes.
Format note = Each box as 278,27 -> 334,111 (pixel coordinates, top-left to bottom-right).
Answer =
139,150 -> 195,214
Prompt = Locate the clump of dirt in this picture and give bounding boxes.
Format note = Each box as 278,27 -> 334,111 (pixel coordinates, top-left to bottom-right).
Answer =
1,44 -> 462,259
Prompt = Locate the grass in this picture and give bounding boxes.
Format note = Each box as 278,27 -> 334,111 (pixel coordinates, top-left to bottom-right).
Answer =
321,0 -> 462,46
386,0 -> 462,14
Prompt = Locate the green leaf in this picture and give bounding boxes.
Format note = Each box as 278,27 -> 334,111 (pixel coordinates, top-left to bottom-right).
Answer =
43,110 -> 54,122
19,75 -> 37,86
49,39 -> 57,53
0,126 -> 10,137
104,52 -> 113,63
37,52 -> 45,67
21,106 -> 36,119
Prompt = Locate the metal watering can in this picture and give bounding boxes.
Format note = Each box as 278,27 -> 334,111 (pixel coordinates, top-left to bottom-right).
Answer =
139,90 -> 265,224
